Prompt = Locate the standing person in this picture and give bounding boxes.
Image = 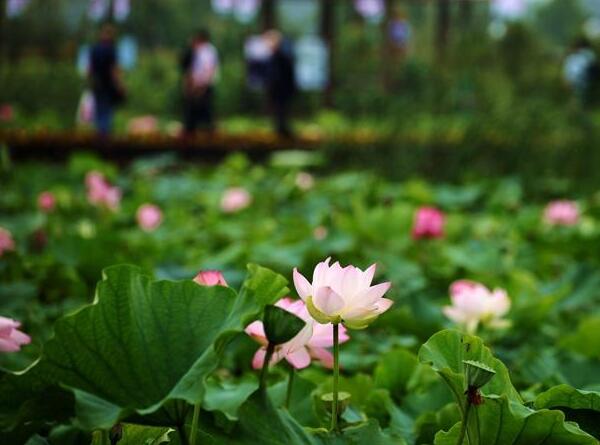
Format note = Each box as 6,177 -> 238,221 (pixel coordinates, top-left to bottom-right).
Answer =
89,24 -> 126,136
181,29 -> 219,135
264,30 -> 297,138
563,37 -> 599,108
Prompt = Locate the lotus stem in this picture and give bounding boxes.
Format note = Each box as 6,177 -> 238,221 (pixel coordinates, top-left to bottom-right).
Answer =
260,342 -> 276,390
456,400 -> 472,445
285,365 -> 295,409
330,322 -> 340,432
189,402 -> 201,445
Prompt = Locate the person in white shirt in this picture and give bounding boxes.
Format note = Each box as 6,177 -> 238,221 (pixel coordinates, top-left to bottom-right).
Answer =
181,29 -> 219,134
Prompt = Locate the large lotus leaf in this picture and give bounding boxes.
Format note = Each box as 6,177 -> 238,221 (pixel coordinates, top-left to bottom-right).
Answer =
40,264 -> 284,430
434,395 -> 596,445
418,330 -> 521,411
0,361 -> 74,433
312,419 -> 406,445
535,384 -> 600,439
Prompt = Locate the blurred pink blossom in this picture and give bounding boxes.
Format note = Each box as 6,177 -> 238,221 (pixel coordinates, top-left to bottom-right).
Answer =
0,227 -> 15,257
0,104 -> 14,122
295,172 -> 315,191
136,204 -> 163,232
443,280 -> 510,334
220,187 -> 252,213
127,115 -> 159,136
85,171 -> 121,211
37,191 -> 56,213
412,206 -> 445,239
194,270 -> 228,287
544,200 -> 579,226
0,316 -> 31,352
313,226 -> 328,241
246,298 -> 350,369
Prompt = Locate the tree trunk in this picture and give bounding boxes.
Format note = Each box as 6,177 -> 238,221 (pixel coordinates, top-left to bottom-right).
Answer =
321,0 -> 335,107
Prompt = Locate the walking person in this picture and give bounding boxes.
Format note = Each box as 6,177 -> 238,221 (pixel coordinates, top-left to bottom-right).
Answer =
89,24 -> 126,136
181,29 -> 220,135
264,30 -> 297,138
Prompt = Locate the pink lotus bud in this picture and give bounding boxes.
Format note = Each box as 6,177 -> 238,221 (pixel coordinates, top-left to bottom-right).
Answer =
194,270 -> 228,287
443,279 -> 510,334
0,316 -> 31,352
136,204 -> 162,232
0,227 -> 15,257
0,104 -> 14,122
37,191 -> 56,213
543,200 -> 579,226
245,297 -> 350,370
412,206 -> 445,239
295,172 -> 315,191
220,187 -> 252,213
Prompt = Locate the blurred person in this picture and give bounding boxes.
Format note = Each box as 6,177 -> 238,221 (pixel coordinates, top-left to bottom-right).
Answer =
264,30 -> 297,138
563,37 -> 600,107
181,29 -> 219,135
88,24 -> 126,136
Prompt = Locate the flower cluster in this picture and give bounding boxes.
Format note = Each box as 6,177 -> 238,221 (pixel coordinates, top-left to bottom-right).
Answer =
85,171 -> 122,211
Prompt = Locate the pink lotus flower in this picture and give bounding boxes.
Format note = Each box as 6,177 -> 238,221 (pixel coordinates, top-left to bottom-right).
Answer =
543,200 -> 579,226
246,298 -> 350,369
0,227 -> 15,257
0,104 -> 14,122
136,204 -> 163,232
443,280 -> 510,334
0,316 -> 31,352
220,187 -> 252,213
293,258 -> 393,329
295,172 -> 315,191
194,270 -> 228,287
412,206 -> 445,239
37,191 -> 56,213
85,171 -> 121,211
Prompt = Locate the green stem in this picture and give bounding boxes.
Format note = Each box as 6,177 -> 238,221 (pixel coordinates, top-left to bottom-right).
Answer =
456,401 -> 472,445
330,323 -> 340,432
189,403 -> 201,445
260,342 -> 276,390
285,365 -> 295,409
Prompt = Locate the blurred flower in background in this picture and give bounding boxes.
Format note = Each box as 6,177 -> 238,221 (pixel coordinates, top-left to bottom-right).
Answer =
0,316 -> 30,352
221,187 -> 252,213
85,171 -> 122,211
295,171 -> 315,190
37,191 -> 56,213
0,104 -> 14,122
543,200 -> 580,226
127,115 -> 159,136
443,279 -> 511,334
0,227 -> 15,257
136,203 -> 163,232
412,206 -> 445,240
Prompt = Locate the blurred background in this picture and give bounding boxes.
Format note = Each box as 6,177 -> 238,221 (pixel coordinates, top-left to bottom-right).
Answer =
1,0 -> 600,187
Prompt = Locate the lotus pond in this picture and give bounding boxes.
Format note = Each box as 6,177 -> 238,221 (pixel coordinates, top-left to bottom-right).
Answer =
2,152 -> 600,445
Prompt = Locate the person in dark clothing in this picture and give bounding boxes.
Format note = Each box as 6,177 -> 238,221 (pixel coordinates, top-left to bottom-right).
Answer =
180,30 -> 219,135
264,30 -> 296,138
88,24 -> 125,136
